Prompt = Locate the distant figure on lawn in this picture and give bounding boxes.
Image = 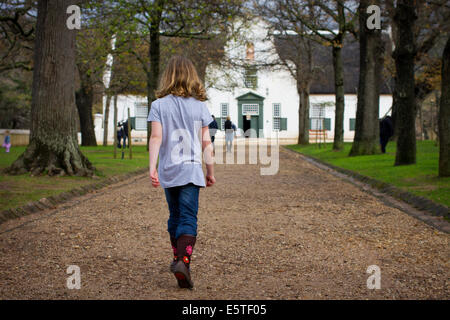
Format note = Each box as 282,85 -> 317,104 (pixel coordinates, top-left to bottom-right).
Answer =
2,130 -> 11,153
148,55 -> 215,290
224,116 -> 235,152
117,122 -> 124,148
117,120 -> 129,148
209,115 -> 218,153
379,116 -> 394,153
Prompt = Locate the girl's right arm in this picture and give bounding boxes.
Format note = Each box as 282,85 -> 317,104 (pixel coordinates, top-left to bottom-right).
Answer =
202,126 -> 215,187
149,121 -> 162,188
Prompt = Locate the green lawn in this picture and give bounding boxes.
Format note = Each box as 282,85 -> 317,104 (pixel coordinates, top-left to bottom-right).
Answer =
286,140 -> 450,208
0,145 -> 149,211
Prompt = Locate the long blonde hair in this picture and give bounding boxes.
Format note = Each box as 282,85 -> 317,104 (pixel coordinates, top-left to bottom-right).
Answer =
155,56 -> 207,101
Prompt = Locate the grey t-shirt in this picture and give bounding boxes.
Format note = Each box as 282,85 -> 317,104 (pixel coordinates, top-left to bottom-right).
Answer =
148,94 -> 213,189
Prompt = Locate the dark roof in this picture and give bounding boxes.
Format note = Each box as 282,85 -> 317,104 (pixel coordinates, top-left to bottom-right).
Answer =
274,35 -> 393,95
236,91 -> 265,100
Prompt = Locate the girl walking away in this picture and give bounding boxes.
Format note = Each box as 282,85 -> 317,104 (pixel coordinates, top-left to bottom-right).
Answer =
2,130 -> 11,153
148,56 -> 215,289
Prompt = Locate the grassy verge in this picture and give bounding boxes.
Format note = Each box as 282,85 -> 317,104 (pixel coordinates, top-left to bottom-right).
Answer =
1,145 -> 149,211
286,140 -> 450,208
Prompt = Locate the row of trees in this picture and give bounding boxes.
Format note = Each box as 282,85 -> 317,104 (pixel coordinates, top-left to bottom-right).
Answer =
256,0 -> 449,176
0,1 -> 34,129
1,0 -> 449,177
3,0 -> 247,175
68,0 -> 245,149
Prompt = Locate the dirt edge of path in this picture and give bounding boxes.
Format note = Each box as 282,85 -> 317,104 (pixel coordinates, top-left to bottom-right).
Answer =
283,146 -> 450,234
0,167 -> 149,226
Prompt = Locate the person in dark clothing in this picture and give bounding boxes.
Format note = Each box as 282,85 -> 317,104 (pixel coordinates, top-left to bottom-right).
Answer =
117,122 -> 124,148
224,117 -> 232,130
122,120 -> 129,148
379,115 -> 394,153
117,120 -> 129,148
224,116 -> 235,152
208,115 -> 218,152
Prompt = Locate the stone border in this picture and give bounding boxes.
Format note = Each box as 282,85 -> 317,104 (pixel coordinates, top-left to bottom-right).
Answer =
0,167 -> 149,225
283,147 -> 450,232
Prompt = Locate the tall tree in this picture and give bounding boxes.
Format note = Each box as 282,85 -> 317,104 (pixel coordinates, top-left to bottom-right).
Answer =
386,0 -> 450,139
258,0 -> 320,145
6,0 -> 94,176
0,0 -> 35,73
439,36 -> 450,177
349,0 -> 384,156
75,27 -> 111,147
330,0 -> 347,151
0,1 -> 35,130
75,82 -> 97,146
393,0 -> 417,166
273,0 -> 357,150
413,0 -> 450,134
100,0 -> 245,149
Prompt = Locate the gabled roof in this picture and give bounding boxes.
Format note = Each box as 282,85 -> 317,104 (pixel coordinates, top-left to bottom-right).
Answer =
274,35 -> 393,95
236,91 -> 265,101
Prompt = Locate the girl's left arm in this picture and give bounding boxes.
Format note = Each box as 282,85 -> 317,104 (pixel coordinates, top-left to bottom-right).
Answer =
149,121 -> 162,187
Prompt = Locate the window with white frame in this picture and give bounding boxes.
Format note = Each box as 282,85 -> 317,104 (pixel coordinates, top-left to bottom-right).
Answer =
242,104 -> 259,115
310,103 -> 328,130
310,103 -> 325,118
244,65 -> 257,89
310,118 -> 323,130
134,102 -> 148,131
273,103 -> 281,131
220,103 -> 229,129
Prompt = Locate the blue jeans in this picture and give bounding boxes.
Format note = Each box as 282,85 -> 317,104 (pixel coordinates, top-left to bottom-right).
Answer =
164,183 -> 200,239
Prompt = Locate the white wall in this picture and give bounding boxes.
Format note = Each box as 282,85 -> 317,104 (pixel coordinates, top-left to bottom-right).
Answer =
96,95 -> 148,144
204,18 -> 393,142
99,19 -> 393,144
99,92 -> 393,144
309,94 -> 392,141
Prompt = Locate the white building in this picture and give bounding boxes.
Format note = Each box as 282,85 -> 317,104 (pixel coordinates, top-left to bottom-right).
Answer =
95,95 -> 148,144
97,19 -> 392,145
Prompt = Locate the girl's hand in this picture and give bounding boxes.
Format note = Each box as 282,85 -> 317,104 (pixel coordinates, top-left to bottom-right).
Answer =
206,175 -> 215,187
150,168 -> 160,188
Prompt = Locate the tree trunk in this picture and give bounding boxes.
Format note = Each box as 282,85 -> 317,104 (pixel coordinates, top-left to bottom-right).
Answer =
297,86 -> 310,145
418,100 -> 424,140
103,92 -> 112,146
332,45 -> 345,150
76,82 -> 97,146
439,36 -> 450,177
113,95 -> 118,159
146,14 -> 162,151
391,77 -> 399,139
6,0 -> 94,176
415,82 -> 434,141
393,0 -> 417,166
434,91 -> 440,142
103,45 -> 116,147
350,0 -> 383,156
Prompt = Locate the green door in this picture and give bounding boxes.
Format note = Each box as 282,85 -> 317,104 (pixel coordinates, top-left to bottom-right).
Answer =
236,92 -> 265,138
250,116 -> 259,137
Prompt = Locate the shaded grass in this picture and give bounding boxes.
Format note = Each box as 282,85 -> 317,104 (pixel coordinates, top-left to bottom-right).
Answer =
286,140 -> 450,208
0,145 -> 148,211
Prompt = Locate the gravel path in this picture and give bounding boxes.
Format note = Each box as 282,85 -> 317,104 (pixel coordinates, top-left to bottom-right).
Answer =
0,147 -> 448,299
